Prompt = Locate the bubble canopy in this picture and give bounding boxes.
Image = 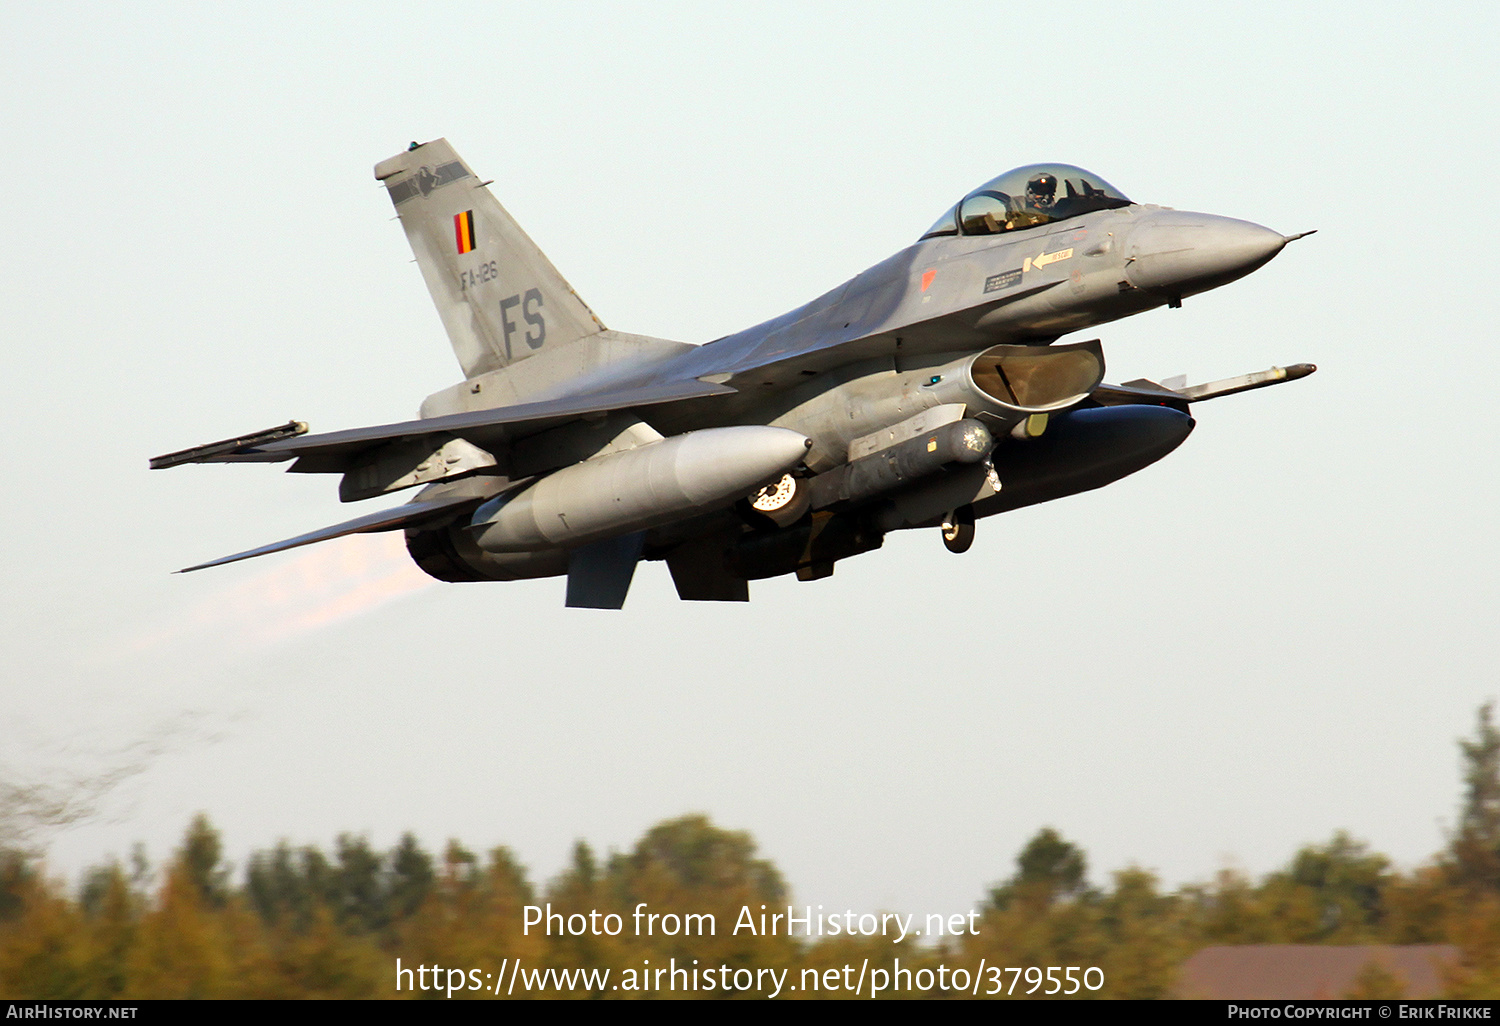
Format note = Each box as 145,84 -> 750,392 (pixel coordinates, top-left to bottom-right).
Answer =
921,164 -> 1132,240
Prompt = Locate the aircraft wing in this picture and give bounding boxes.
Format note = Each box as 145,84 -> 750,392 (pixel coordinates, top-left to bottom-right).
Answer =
150,378 -> 736,470
176,493 -> 479,573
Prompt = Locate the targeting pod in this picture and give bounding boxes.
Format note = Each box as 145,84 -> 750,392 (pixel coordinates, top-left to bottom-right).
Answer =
808,418 -> 994,510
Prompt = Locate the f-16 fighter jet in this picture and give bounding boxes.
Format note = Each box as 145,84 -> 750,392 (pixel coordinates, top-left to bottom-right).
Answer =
152,140 -> 1314,607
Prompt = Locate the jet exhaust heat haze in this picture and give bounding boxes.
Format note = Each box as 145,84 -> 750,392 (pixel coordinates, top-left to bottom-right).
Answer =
152,141 -> 1314,608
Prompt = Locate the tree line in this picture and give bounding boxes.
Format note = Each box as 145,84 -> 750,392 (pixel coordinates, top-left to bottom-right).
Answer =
7,706 -> 1500,999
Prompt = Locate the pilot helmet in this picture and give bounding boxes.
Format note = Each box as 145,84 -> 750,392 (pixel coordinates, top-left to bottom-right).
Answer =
1026,173 -> 1058,207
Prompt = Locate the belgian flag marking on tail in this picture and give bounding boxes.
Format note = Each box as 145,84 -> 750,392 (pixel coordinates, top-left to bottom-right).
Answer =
454,210 -> 477,254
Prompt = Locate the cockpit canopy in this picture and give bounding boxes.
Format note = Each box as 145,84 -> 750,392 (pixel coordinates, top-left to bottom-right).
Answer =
922,164 -> 1132,240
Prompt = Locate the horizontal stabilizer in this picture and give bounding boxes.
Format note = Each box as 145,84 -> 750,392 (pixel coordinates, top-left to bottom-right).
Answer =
150,378 -> 736,469
177,494 -> 478,573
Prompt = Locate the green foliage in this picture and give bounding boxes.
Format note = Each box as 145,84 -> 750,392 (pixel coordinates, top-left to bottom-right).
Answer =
246,842 -> 321,931
178,814 -> 228,908
1015,828 -> 1087,896
625,815 -> 785,901
10,705 -> 1500,998
989,827 -> 1089,911
390,834 -> 435,920
245,833 -> 436,939
1258,832 -> 1393,942
0,849 -> 33,922
1451,702 -> 1500,891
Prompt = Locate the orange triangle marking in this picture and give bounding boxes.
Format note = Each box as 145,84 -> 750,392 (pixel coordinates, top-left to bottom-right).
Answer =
921,269 -> 936,292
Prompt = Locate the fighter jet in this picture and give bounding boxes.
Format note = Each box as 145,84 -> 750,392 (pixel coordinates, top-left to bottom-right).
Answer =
151,139 -> 1314,608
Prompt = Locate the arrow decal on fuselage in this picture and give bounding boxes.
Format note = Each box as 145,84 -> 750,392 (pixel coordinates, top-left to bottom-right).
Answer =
1023,248 -> 1074,272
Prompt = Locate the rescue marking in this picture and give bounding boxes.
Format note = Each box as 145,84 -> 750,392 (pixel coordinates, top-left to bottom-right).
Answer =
1023,248 -> 1074,272
920,269 -> 937,292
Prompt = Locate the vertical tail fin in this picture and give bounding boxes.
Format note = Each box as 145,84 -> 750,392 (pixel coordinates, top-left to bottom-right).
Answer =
375,139 -> 605,378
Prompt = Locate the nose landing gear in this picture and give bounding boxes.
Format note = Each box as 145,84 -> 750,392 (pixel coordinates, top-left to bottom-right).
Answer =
941,505 -> 975,554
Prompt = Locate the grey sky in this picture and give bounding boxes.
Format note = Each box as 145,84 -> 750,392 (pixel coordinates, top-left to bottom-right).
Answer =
2,2 -> 1496,915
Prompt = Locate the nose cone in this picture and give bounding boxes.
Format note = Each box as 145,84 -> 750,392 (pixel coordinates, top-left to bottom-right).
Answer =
1125,211 -> 1287,295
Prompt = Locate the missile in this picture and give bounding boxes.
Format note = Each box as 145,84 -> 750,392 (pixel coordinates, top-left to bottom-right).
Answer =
471,426 -> 812,553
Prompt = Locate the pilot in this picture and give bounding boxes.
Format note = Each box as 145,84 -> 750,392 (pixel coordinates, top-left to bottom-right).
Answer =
1025,173 -> 1058,212
1005,173 -> 1060,231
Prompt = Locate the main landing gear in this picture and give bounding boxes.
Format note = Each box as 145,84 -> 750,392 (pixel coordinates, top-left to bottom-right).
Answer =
744,473 -> 811,528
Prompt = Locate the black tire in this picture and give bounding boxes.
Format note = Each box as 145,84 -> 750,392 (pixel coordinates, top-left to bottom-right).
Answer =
941,506 -> 975,554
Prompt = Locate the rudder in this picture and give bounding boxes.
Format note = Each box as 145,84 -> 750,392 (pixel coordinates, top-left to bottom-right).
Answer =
375,139 -> 604,378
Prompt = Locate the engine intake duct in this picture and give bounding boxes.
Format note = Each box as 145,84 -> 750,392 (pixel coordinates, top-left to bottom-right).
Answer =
926,339 -> 1104,420
808,419 -> 993,510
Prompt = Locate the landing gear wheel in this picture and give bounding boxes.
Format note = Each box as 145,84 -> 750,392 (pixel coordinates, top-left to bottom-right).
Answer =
941,505 -> 975,554
740,474 -> 810,528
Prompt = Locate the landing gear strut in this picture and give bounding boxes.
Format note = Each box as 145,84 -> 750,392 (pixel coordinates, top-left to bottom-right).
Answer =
941,505 -> 975,554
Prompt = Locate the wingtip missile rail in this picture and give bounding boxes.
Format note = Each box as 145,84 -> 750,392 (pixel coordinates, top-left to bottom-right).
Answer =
1177,363 -> 1317,402
149,421 -> 308,470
